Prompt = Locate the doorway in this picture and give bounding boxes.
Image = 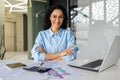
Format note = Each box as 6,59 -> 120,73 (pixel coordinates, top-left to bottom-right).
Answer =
5,21 -> 16,51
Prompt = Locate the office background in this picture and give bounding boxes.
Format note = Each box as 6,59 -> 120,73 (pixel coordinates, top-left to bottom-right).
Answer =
0,0 -> 120,60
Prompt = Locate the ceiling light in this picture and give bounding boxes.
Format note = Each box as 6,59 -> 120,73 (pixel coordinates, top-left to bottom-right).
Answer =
4,0 -> 27,13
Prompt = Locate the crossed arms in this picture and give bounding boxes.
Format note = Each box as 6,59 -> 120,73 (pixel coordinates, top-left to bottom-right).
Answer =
37,46 -> 74,60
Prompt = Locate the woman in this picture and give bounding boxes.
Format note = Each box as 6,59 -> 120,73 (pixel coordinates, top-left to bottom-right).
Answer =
31,5 -> 79,62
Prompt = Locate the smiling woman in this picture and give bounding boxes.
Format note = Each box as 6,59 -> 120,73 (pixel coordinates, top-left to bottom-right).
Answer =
31,5 -> 79,62
49,9 -> 64,32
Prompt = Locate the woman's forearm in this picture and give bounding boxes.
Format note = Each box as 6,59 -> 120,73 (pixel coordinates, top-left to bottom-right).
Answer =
37,46 -> 73,60
45,53 -> 63,60
37,46 -> 63,60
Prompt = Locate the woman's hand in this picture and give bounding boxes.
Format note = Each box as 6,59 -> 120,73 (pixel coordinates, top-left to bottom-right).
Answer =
60,46 -> 74,56
37,46 -> 62,60
37,46 -> 46,53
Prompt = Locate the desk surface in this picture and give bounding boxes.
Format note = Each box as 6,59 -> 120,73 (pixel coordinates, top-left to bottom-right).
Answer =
0,60 -> 120,80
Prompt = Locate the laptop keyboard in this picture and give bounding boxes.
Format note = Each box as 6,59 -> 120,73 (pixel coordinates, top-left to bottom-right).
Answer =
81,59 -> 103,68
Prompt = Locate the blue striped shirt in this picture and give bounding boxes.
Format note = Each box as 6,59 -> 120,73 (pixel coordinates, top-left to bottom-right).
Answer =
31,28 -> 79,62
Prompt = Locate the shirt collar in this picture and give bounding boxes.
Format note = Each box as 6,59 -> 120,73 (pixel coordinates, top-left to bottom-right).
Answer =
49,28 -> 62,37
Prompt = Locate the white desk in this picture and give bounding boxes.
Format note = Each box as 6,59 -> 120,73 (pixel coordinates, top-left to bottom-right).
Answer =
0,60 -> 120,80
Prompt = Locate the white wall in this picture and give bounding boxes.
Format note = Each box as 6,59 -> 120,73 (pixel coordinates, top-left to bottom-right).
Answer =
0,0 -> 4,45
73,0 -> 120,60
0,0 -> 4,25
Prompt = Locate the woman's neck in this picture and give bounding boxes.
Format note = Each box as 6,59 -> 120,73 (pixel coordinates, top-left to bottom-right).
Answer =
51,27 -> 59,33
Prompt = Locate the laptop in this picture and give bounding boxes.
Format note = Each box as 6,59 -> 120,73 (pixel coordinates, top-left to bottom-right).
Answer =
68,36 -> 120,72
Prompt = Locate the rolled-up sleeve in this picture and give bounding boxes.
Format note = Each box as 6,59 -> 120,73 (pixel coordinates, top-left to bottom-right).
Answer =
62,30 -> 79,61
31,32 -> 45,62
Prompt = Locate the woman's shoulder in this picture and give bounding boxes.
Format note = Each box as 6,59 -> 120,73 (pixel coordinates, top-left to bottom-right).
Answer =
61,28 -> 73,33
38,29 -> 49,34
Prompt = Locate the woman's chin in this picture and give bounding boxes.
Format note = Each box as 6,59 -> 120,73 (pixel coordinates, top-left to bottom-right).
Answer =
55,26 -> 60,29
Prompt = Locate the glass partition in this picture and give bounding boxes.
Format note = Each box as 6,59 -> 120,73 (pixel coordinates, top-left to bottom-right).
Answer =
70,0 -> 120,59
28,0 -> 49,59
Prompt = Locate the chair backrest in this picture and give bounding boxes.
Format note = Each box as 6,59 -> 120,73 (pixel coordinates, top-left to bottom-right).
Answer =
0,47 -> 6,60
0,25 -> 6,60
0,26 -> 2,49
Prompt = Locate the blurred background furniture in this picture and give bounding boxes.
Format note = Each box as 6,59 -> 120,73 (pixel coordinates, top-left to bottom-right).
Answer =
0,25 -> 6,60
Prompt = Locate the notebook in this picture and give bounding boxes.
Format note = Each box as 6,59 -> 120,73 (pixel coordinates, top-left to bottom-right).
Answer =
68,36 -> 120,72
5,62 -> 26,69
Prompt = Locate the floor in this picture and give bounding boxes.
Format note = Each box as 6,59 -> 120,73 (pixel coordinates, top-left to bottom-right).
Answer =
3,51 -> 28,60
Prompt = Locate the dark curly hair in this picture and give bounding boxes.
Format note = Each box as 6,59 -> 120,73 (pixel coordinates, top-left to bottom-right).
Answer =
43,5 -> 67,30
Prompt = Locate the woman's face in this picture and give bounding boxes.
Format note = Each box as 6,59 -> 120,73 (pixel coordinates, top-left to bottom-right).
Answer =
50,9 -> 64,30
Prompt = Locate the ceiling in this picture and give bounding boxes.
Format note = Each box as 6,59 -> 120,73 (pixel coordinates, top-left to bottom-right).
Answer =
4,0 -> 27,14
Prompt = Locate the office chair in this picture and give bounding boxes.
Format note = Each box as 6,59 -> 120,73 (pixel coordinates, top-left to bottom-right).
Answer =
0,47 -> 6,60
0,25 -> 6,60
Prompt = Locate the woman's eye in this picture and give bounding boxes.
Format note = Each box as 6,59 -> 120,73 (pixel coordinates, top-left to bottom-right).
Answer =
59,16 -> 64,19
52,15 -> 64,19
53,16 -> 57,18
